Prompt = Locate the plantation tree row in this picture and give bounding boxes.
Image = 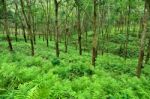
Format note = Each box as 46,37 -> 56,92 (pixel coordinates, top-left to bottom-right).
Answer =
0,0 -> 150,78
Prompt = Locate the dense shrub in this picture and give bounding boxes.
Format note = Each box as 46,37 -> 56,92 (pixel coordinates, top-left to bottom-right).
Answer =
51,58 -> 60,66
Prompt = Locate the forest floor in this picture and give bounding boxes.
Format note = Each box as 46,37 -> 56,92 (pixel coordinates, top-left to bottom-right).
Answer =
0,33 -> 150,99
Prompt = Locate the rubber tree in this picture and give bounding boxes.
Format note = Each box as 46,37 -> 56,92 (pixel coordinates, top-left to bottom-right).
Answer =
2,0 -> 13,51
92,0 -> 98,66
20,0 -> 35,56
54,0 -> 61,57
75,0 -> 82,55
14,0 -> 18,42
125,0 -> 131,59
39,0 -> 51,47
136,0 -> 150,78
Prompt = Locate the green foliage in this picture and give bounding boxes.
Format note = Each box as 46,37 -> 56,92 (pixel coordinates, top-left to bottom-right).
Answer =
51,58 -> 60,66
105,33 -> 139,58
0,39 -> 150,99
53,63 -> 94,80
0,0 -> 149,98
0,19 -> 150,99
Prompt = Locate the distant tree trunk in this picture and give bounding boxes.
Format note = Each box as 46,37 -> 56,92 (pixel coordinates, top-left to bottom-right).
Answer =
136,1 -> 149,78
83,15 -> 88,48
125,0 -> 131,59
65,18 -> 69,53
14,15 -> 18,42
138,17 -> 143,38
98,3 -> 101,54
49,0 -> 52,41
145,39 -> 150,64
46,0 -> 50,47
32,15 -> 36,45
92,0 -> 98,66
64,5 -> 69,53
2,25 -> 5,35
85,30 -> 88,47
2,0 -> 13,51
75,0 -> 82,55
77,6 -> 82,55
105,19 -> 110,53
101,4 -> 105,55
15,1 -> 18,42
54,0 -> 60,57
22,24 -> 27,42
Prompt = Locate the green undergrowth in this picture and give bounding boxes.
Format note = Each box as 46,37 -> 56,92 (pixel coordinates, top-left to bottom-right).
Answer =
0,34 -> 150,99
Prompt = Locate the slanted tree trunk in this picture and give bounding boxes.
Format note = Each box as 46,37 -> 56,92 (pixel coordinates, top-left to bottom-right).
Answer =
18,11 -> 27,43
22,24 -> 27,42
2,0 -> 13,51
136,1 -> 149,78
20,0 -> 34,56
17,0 -> 27,42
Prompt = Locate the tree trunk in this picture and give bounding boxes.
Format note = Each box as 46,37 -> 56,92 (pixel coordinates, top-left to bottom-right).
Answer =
15,1 -> 18,42
65,21 -> 69,53
22,24 -> 27,42
2,0 -> 13,51
125,0 -> 131,59
54,0 -> 60,57
32,15 -> 36,45
46,0 -> 50,47
76,0 -> 82,55
136,1 -> 149,78
27,0 -> 34,56
20,0 -> 34,56
92,0 -> 98,66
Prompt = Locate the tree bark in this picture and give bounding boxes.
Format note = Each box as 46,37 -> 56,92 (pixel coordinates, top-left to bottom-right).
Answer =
92,0 -> 98,66
20,0 -> 34,56
14,1 -> 18,42
54,0 -> 60,57
2,0 -> 13,51
136,1 -> 149,78
125,0 -> 131,59
77,6 -> 82,55
22,24 -> 27,43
